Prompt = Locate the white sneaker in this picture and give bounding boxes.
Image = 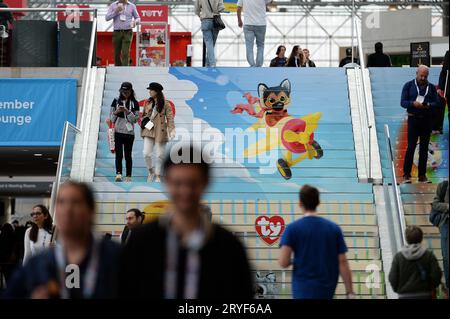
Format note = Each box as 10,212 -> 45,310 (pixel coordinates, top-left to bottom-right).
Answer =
115,174 -> 123,182
125,176 -> 132,182
154,175 -> 161,183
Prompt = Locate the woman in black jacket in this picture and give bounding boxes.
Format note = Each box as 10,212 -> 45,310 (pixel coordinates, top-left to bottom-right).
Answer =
287,45 -> 305,67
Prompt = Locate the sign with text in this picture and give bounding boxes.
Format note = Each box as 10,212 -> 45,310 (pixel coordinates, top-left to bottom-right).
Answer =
56,4 -> 91,22
254,215 -> 285,246
137,5 -> 169,23
410,42 -> 430,67
0,182 -> 52,195
0,78 -> 77,146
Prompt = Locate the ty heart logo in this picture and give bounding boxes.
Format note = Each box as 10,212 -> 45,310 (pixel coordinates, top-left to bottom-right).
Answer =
255,215 -> 285,246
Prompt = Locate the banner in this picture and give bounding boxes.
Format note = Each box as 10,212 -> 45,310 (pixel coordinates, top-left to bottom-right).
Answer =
410,42 -> 430,67
137,5 -> 169,23
224,0 -> 238,12
0,78 -> 77,146
56,4 -> 91,22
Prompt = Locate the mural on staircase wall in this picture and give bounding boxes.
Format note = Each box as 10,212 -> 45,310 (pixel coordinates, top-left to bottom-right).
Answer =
96,67 -> 356,197
230,79 -> 324,180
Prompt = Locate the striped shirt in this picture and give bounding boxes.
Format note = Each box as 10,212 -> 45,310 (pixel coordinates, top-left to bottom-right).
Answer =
105,1 -> 140,31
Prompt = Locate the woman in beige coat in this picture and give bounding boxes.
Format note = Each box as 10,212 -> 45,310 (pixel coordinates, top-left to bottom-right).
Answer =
141,82 -> 175,182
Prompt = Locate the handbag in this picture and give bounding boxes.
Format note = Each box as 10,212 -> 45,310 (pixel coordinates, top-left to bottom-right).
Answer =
206,0 -> 225,30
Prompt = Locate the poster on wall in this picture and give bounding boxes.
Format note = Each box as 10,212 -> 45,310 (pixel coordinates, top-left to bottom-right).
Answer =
410,42 -> 430,67
138,24 -> 169,67
0,78 -> 77,146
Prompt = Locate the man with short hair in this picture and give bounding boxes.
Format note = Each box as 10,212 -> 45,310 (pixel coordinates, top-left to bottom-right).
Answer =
278,185 -> 354,299
389,226 -> 442,299
302,48 -> 316,67
401,65 -> 438,183
120,144 -> 253,299
121,208 -> 143,245
367,42 -> 392,67
237,0 -> 272,67
105,0 -> 140,66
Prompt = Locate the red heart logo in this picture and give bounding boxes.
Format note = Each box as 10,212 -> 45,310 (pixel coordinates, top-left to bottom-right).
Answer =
255,215 -> 286,246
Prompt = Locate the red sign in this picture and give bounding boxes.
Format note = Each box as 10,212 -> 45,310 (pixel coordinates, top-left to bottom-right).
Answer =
255,215 -> 285,246
137,5 -> 169,23
56,4 -> 91,22
3,0 -> 28,18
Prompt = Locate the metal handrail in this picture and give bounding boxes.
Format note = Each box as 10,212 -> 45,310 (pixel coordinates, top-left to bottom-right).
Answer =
49,121 -> 81,222
354,17 -> 374,182
0,8 -> 97,13
384,124 -> 407,246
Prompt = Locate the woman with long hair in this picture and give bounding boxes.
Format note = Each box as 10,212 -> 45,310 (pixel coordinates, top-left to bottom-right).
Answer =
141,82 -> 175,182
287,45 -> 305,67
110,82 -> 140,182
23,205 -> 53,265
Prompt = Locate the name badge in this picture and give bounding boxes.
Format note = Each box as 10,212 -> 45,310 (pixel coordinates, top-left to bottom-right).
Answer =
416,95 -> 425,104
125,122 -> 133,132
145,121 -> 154,131
120,14 -> 126,21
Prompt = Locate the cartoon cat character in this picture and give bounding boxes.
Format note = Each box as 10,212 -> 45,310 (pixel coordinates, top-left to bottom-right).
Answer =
232,79 -> 323,179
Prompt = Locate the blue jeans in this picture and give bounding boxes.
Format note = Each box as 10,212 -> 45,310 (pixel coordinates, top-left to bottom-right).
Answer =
440,220 -> 449,288
243,25 -> 266,67
201,19 -> 219,67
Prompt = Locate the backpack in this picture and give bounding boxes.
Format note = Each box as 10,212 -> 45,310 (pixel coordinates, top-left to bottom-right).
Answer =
429,181 -> 448,227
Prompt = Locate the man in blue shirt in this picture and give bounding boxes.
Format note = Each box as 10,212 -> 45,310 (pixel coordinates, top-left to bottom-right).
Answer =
278,185 -> 354,299
400,65 -> 438,183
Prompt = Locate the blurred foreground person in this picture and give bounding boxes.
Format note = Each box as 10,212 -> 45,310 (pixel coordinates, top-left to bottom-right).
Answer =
389,226 -> 442,299
120,144 -> 253,299
278,185 -> 354,299
4,181 -> 121,299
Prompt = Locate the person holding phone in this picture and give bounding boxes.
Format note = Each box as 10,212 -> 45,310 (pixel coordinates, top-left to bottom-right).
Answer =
400,65 -> 438,184
141,82 -> 175,183
105,0 -> 141,66
110,82 -> 140,182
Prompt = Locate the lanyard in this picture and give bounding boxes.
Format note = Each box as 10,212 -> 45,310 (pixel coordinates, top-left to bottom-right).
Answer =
163,214 -> 205,299
415,80 -> 429,97
54,236 -> 100,299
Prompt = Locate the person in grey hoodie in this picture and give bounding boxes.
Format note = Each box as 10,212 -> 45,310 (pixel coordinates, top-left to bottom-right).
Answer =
195,0 -> 224,67
389,226 -> 442,299
110,82 -> 140,182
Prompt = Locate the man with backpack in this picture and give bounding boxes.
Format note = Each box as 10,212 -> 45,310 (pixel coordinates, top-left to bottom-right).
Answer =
430,179 -> 449,295
389,226 -> 442,299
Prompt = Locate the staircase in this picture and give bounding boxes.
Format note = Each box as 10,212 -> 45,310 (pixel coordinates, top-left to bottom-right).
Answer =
91,66 -> 386,298
370,67 -> 448,287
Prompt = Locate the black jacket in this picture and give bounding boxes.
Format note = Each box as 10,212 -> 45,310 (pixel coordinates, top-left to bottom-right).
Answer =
367,52 -> 392,67
0,3 -> 13,29
119,220 -> 254,299
302,60 -> 316,67
438,50 -> 449,100
269,57 -> 287,67
3,237 -> 122,299
389,246 -> 442,297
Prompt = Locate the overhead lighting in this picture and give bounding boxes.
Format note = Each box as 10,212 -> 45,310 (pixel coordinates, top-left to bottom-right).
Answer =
267,4 -> 278,12
388,5 -> 398,11
33,153 -> 43,157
